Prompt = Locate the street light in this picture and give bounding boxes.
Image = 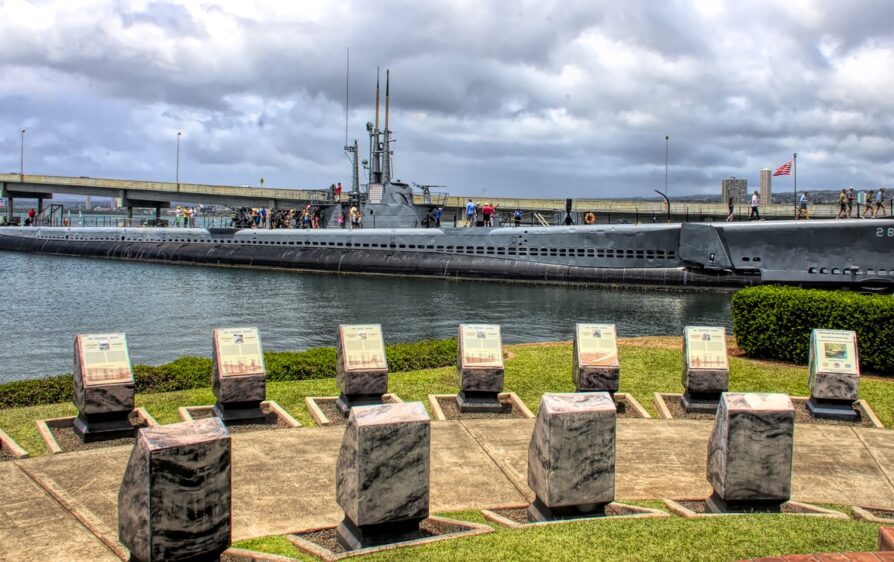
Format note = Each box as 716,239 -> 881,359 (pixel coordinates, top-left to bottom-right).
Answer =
176,131 -> 182,185
664,134 -> 669,196
20,129 -> 26,176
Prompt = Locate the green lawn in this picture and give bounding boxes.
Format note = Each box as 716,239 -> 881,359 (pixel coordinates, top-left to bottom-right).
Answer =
2,340 -> 891,560
2,341 -> 892,457
234,508 -> 882,562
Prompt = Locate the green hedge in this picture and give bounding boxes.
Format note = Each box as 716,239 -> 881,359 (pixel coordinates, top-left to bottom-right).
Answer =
0,338 -> 457,409
732,286 -> 894,374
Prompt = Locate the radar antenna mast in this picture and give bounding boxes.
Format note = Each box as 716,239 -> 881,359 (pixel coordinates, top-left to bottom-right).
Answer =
343,47 -> 360,194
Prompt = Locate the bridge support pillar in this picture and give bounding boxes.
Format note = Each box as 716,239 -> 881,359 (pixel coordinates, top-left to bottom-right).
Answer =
155,206 -> 162,220
5,196 -> 12,221
37,198 -> 44,215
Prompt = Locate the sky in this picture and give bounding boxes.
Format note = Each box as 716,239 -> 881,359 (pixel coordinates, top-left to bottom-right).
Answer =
1,0 -> 893,199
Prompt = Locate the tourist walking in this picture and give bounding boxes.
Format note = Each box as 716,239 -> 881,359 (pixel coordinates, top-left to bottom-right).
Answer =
749,191 -> 760,220
864,190 -> 875,218
847,187 -> 856,217
482,202 -> 494,227
876,188 -> 887,217
837,189 -> 848,219
465,199 -> 475,227
433,207 -> 442,227
726,197 -> 734,222
798,193 -> 809,219
513,209 -> 522,227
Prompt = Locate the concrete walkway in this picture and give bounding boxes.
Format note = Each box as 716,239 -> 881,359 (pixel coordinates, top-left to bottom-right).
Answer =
2,418 -> 893,561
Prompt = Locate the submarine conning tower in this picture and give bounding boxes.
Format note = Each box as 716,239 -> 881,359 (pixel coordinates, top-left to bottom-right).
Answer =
329,67 -> 428,229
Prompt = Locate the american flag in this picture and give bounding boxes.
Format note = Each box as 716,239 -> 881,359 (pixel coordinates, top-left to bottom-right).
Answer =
773,160 -> 793,176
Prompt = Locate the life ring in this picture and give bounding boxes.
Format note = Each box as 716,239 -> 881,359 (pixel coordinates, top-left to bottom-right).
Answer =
583,212 -> 596,225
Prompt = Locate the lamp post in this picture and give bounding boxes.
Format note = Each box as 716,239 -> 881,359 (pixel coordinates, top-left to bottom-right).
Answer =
664,134 -> 669,196
20,129 -> 26,176
176,131 -> 182,186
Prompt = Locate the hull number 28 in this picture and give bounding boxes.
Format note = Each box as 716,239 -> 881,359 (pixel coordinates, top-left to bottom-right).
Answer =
878,228 -> 894,237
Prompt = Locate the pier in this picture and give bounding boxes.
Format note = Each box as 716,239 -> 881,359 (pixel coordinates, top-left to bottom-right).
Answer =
2,172 -> 844,226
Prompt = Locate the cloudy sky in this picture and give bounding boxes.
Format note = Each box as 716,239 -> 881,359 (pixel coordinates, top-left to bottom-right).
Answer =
1,0 -> 892,199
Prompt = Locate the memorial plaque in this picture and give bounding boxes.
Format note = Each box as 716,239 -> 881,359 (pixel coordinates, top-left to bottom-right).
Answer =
807,329 -> 860,420
340,325 -> 387,372
214,327 -> 265,377
77,333 -> 134,386
336,325 -> 389,416
684,327 -> 729,371
73,333 -> 136,442
336,402 -> 430,550
573,323 -> 620,393
456,324 -> 505,413
459,324 -> 503,369
528,393 -> 616,521
118,418 -> 232,562
681,326 -> 729,413
212,327 -> 267,423
706,392 -> 794,513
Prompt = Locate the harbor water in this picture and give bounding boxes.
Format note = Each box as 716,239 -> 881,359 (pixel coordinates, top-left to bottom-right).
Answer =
0,251 -> 733,383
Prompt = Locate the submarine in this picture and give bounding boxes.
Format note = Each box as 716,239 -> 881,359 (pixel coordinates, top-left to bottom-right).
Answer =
1,72 -> 893,291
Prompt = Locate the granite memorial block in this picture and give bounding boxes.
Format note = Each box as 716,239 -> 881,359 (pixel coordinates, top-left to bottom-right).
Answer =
681,326 -> 729,413
118,417 -> 231,562
572,323 -> 620,394
456,324 -> 504,413
336,324 -> 389,417
706,393 -> 794,513
527,392 -> 617,522
72,333 -> 136,442
807,329 -> 860,421
211,327 -> 267,424
336,402 -> 430,550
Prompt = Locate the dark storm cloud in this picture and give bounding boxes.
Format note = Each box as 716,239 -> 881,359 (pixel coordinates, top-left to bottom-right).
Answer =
1,0 -> 892,197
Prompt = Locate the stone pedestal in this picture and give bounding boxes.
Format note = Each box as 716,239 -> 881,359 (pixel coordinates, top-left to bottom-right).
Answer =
681,327 -> 729,414
336,325 -> 389,417
808,329 -> 860,421
118,418 -> 232,562
572,323 -> 620,394
527,393 -> 616,522
706,393 -> 794,513
456,324 -> 504,413
336,402 -> 430,550
72,333 -> 136,442
211,327 -> 266,424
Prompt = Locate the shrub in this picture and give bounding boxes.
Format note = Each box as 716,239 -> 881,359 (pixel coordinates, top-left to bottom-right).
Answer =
732,286 -> 894,374
0,338 -> 457,409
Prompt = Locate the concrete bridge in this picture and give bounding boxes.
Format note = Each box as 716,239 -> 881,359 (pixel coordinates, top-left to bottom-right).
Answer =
1,172 -> 842,225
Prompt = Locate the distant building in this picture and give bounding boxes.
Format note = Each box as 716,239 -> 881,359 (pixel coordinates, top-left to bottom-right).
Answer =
760,168 -> 772,204
84,196 -> 93,211
721,177 -> 748,204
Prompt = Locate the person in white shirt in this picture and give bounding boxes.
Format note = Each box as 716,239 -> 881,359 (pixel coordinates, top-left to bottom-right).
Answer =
749,191 -> 760,220
876,188 -> 887,217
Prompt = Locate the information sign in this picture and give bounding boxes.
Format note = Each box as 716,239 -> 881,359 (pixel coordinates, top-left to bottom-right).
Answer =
214,327 -> 265,378
810,329 -> 859,376
684,326 -> 729,370
340,324 -> 387,371
77,333 -> 134,386
575,323 -> 619,367
459,324 -> 503,368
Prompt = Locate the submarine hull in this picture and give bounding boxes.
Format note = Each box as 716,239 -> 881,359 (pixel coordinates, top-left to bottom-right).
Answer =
0,232 -> 753,288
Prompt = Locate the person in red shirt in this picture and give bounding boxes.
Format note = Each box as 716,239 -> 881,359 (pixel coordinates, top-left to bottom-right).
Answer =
482,202 -> 494,226
335,182 -> 342,199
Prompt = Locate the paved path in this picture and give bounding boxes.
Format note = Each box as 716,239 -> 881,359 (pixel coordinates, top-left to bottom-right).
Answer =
2,418 -> 893,561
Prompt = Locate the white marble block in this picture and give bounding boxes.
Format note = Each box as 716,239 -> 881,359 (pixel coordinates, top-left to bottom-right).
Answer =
707,393 -> 794,507
528,393 -> 616,520
118,418 -> 232,562
336,402 -> 430,548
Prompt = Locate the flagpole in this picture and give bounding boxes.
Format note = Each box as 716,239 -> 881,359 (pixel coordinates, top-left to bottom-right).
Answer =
793,152 -> 798,219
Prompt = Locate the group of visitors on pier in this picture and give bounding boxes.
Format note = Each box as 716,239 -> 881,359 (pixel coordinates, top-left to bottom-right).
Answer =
836,187 -> 887,219
464,199 -> 520,227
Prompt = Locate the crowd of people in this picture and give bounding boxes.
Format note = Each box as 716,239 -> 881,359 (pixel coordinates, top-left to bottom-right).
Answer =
463,199 -> 524,227
836,187 -> 887,219
231,205 -> 326,229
